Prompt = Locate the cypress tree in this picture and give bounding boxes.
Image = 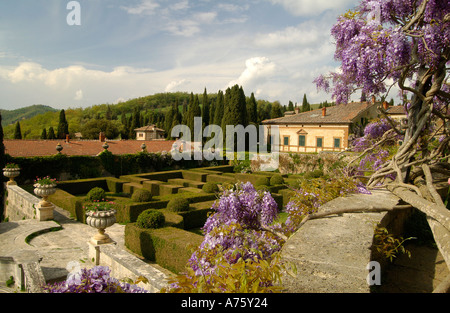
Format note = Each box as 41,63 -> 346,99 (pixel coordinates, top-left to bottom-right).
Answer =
192,95 -> 201,141
186,92 -> 194,134
271,101 -> 283,118
48,127 -> 56,139
288,101 -> 294,111
129,108 -> 141,139
57,109 -> 69,139
213,90 -> 224,126
0,113 -> 5,220
209,98 -> 216,126
181,99 -> 188,125
222,85 -> 247,152
14,121 -> 22,139
41,128 -> 47,139
302,94 -> 310,112
247,92 -> 258,124
105,105 -> 112,120
201,88 -> 210,128
238,86 -> 247,126
164,105 -> 175,134
170,107 -> 182,140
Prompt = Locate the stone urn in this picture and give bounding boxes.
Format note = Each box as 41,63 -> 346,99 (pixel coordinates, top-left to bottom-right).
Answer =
33,183 -> 57,221
3,167 -> 21,185
86,209 -> 116,245
34,183 -> 57,207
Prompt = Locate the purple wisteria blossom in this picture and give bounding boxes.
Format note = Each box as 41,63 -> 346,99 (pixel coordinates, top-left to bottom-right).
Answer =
315,0 -> 449,105
188,182 -> 281,276
43,266 -> 148,293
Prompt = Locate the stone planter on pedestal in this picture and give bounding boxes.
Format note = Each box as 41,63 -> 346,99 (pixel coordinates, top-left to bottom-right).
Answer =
33,183 -> 56,221
3,167 -> 20,185
86,209 -> 116,245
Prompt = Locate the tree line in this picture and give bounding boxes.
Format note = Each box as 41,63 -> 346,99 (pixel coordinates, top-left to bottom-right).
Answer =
9,88 -> 323,141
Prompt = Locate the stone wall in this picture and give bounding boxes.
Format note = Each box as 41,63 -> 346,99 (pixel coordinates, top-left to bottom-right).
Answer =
88,242 -> 170,292
280,190 -> 406,293
4,185 -> 40,221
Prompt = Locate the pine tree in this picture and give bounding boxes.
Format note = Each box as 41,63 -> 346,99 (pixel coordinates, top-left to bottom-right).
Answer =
57,109 -> 69,139
14,121 -> 22,139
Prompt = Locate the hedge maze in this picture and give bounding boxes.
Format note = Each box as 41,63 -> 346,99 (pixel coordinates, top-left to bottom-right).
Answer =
47,165 -> 296,274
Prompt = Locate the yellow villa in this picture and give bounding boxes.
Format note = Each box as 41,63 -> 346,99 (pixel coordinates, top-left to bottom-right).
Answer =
262,101 -> 379,153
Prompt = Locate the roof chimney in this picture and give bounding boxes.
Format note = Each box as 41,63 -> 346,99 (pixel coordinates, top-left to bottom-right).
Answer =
322,107 -> 326,117
99,132 -> 106,142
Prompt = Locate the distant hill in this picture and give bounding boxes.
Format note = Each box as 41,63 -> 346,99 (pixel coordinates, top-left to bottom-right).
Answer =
0,105 -> 58,126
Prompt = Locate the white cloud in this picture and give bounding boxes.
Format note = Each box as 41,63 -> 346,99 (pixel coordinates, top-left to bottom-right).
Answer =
254,22 -> 330,49
74,89 -> 83,101
228,57 -> 279,90
195,11 -> 217,24
165,79 -> 188,92
170,0 -> 190,11
266,0 -> 357,16
217,3 -> 249,12
164,11 -> 217,37
120,0 -> 160,15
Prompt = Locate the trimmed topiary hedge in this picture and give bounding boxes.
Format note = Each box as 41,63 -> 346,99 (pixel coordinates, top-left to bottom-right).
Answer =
131,189 -> 153,202
124,224 -> 203,274
48,189 -> 84,222
86,187 -> 106,201
254,176 -> 270,187
270,174 -> 285,186
202,182 -> 219,193
167,198 -> 190,213
136,209 -> 165,229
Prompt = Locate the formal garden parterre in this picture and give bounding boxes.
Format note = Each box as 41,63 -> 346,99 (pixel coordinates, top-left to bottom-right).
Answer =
34,164 -> 295,275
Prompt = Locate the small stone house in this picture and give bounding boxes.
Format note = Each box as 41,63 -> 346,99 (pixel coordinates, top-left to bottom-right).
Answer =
262,101 -> 379,153
384,103 -> 407,121
134,125 -> 166,141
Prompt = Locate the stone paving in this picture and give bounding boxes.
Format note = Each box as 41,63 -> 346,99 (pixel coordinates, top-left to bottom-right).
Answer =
0,205 -> 170,292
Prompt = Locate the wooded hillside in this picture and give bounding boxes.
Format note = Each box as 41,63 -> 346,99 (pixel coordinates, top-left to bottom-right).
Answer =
2,89 -> 327,140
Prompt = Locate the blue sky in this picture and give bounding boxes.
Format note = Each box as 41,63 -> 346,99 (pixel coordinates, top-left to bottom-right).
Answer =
0,0 -> 359,110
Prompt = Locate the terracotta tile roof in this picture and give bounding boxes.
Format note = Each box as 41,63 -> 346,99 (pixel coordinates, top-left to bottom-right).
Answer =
134,124 -> 165,132
386,105 -> 406,115
4,139 -> 176,157
262,102 -> 376,125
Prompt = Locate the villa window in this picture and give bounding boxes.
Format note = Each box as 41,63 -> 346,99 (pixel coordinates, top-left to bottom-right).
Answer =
334,138 -> 341,148
316,137 -> 323,148
298,135 -> 305,147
